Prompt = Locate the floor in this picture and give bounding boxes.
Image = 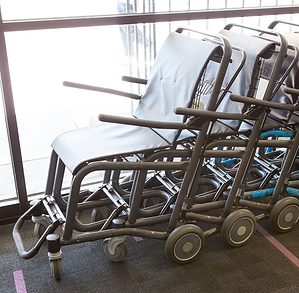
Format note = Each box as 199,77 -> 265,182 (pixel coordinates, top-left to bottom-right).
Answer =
1,218 -> 299,293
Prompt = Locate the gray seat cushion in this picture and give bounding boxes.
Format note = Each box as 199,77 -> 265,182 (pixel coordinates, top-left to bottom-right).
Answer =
52,123 -> 170,174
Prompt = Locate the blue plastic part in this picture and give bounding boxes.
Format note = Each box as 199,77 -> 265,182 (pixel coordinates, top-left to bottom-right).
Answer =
221,158 -> 237,167
249,188 -> 275,199
286,187 -> 299,197
260,130 -> 295,140
264,147 -> 273,154
242,187 -> 299,200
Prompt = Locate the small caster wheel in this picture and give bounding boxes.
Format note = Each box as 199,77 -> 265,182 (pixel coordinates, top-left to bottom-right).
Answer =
91,206 -> 112,222
221,209 -> 256,247
120,174 -> 132,184
142,197 -> 162,208
269,197 -> 299,233
33,222 -> 47,238
47,234 -> 62,279
165,224 -> 205,264
75,210 -> 83,220
102,239 -> 127,262
142,198 -> 154,208
50,259 -> 62,280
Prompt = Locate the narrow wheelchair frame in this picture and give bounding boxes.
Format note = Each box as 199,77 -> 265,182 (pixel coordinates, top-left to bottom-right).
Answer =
168,24 -> 299,250
201,22 -> 299,238
13,27 -> 237,278
234,21 -> 299,233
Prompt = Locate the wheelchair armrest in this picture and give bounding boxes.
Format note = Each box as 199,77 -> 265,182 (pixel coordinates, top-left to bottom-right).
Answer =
230,94 -> 299,111
63,81 -> 141,100
121,75 -> 148,85
175,107 -> 252,121
99,114 -> 186,129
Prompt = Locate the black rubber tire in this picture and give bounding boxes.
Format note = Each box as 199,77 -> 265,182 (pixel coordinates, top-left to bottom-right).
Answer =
269,197 -> 299,233
33,222 -> 47,239
91,206 -> 112,222
142,197 -> 163,208
221,209 -> 256,247
165,224 -> 204,264
50,259 -> 62,280
102,239 -> 127,262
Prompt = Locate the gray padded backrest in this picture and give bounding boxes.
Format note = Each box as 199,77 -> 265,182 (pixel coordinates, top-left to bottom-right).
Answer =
133,32 -> 220,143
269,32 -> 299,121
212,29 -> 276,130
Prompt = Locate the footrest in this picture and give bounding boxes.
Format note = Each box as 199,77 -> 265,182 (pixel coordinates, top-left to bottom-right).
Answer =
42,195 -> 66,224
12,196 -> 65,259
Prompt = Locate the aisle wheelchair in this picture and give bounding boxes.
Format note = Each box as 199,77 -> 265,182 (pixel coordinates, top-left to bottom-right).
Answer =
13,27 -> 237,278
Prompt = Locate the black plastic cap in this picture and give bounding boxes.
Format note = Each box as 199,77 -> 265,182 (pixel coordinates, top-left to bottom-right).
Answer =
47,234 -> 61,253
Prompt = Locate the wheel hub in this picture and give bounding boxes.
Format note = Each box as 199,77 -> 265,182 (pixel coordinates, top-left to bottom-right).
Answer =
174,234 -> 202,262
236,225 -> 247,236
284,212 -> 294,223
229,218 -> 254,245
182,241 -> 194,253
278,205 -> 299,230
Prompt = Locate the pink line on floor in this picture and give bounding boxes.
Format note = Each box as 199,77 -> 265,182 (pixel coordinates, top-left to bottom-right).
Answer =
256,223 -> 299,268
13,270 -> 27,293
133,236 -> 144,242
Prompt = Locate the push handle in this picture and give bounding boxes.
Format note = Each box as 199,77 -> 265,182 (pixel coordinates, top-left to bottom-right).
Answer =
268,20 -> 299,30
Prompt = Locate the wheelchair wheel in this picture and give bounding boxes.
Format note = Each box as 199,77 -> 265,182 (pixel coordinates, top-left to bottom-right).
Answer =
258,143 -> 285,166
33,222 -> 47,239
142,197 -> 163,208
50,259 -> 62,280
91,206 -> 112,222
221,209 -> 256,247
269,197 -> 299,233
102,239 -> 127,262
165,224 -> 204,264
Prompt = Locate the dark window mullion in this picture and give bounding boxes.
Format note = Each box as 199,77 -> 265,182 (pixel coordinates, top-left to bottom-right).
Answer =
0,7 -> 28,213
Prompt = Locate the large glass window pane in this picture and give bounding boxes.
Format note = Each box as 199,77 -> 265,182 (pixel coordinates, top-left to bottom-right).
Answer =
0,94 -> 17,202
5,25 -> 156,196
0,1 -> 119,20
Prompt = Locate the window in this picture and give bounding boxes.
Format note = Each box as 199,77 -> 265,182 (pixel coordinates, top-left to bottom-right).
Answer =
0,0 -> 297,211
0,95 -> 16,202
